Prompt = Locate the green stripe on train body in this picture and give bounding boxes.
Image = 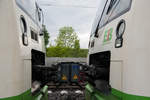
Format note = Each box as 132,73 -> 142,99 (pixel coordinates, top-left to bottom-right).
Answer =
0,86 -> 48,100
85,84 -> 150,100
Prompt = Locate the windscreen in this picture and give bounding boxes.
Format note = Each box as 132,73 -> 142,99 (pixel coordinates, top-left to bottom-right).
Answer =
16,0 -> 36,20
91,0 -> 108,35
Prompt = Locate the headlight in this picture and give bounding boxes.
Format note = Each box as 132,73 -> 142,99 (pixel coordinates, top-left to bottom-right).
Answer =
115,19 -> 126,48
20,15 -> 28,46
116,19 -> 126,38
20,16 -> 27,34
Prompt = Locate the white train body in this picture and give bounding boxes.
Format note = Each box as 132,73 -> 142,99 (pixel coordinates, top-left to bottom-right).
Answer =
0,0 -> 45,99
88,0 -> 150,99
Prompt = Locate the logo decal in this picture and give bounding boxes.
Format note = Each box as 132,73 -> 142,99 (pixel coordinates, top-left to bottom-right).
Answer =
103,28 -> 113,44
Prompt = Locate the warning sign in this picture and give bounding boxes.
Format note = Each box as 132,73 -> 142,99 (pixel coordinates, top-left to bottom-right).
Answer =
73,74 -> 78,80
62,75 -> 67,80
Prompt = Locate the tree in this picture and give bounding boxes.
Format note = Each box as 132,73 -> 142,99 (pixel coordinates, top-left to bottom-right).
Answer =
46,46 -> 88,57
78,49 -> 88,57
43,25 -> 50,48
74,40 -> 80,50
73,40 -> 80,57
55,27 -> 78,48
46,46 -> 65,57
46,26 -> 88,58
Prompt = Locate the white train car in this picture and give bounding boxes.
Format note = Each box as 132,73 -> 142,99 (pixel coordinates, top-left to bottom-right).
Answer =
0,0 -> 46,100
87,0 -> 150,99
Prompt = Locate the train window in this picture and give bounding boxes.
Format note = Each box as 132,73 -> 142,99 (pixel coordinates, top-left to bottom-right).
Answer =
108,0 -> 132,22
98,0 -> 132,29
106,0 -> 117,14
35,3 -> 42,22
98,0 -> 112,28
90,0 -> 107,35
37,10 -> 41,22
31,29 -> 39,42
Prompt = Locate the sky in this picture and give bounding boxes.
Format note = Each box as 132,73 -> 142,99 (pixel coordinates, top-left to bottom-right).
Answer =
37,0 -> 100,48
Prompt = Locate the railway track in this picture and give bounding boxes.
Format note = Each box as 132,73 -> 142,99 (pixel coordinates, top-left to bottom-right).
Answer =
47,82 -> 85,100
47,82 -> 86,90
48,90 -> 85,100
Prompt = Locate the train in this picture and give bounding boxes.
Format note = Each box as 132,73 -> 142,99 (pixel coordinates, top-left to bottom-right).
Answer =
0,0 -> 48,100
2,0 -> 150,100
86,0 -> 150,100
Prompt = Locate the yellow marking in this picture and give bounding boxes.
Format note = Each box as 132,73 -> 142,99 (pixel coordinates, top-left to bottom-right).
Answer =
73,74 -> 78,80
62,75 -> 67,80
